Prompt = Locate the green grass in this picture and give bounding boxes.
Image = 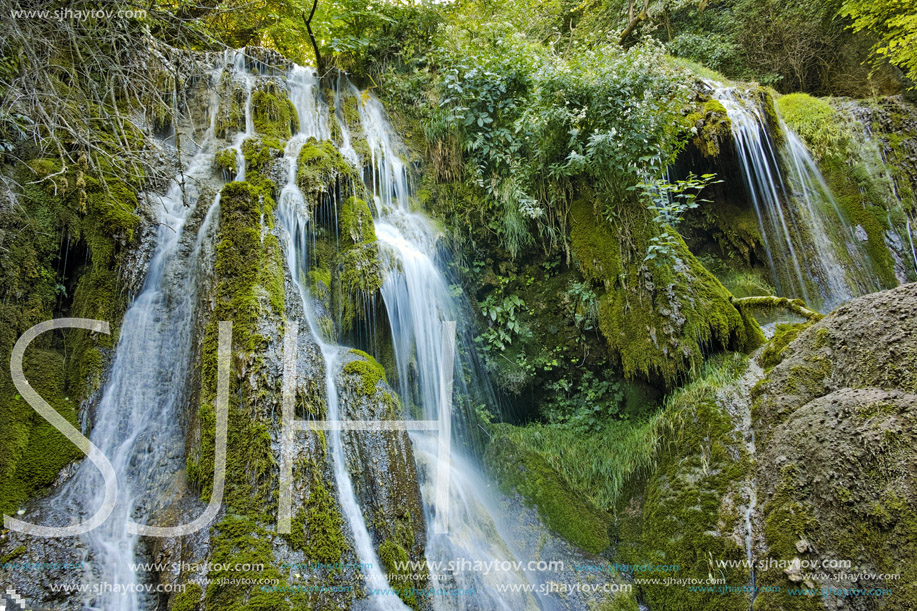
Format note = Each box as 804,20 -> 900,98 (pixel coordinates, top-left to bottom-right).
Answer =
494,352 -> 749,513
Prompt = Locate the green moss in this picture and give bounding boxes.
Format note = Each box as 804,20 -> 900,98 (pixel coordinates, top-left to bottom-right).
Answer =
0,156 -> 136,515
296,137 -> 356,198
341,95 -> 362,130
777,93 -> 847,161
204,515 -> 306,610
342,350 -> 387,396
241,137 -> 283,177
251,84 -> 299,140
340,196 -> 376,246
187,181 -> 284,513
819,154 -> 899,288
686,99 -> 732,158
291,474 -> 348,565
571,198 -> 762,383
615,354 -> 752,611
214,73 -> 245,139
335,246 -> 382,332
757,87 -> 784,147
170,583 -> 203,611
379,540 -> 419,609
214,148 -> 238,179
485,433 -> 611,553
759,321 -> 815,370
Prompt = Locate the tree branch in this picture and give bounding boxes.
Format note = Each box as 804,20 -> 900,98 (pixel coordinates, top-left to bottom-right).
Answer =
619,0 -> 651,45
303,0 -> 325,78
730,296 -> 825,321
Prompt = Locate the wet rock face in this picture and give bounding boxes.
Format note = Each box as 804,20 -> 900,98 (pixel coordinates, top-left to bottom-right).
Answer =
751,283 -> 917,610
336,350 -> 427,606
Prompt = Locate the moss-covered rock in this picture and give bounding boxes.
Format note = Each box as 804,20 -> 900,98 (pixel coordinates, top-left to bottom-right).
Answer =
251,83 -> 299,140
758,320 -> 815,370
485,433 -> 611,554
614,354 -> 753,611
290,473 -> 349,564
570,198 -> 763,383
332,197 -> 383,335
338,350 -> 427,609
0,156 -> 137,516
340,196 -> 376,246
214,148 -> 238,179
686,97 -> 733,158
750,284 -> 917,610
296,137 -> 357,199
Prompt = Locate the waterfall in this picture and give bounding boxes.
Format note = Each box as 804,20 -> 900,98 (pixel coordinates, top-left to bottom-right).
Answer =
41,53 -> 253,610
17,50 -> 567,611
355,91 -> 550,609
274,72 -> 547,607
275,67 -> 411,611
709,84 -> 882,311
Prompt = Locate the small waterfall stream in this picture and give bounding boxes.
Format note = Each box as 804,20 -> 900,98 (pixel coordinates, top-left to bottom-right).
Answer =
274,68 -> 545,609
354,92 -> 549,609
45,54 -> 254,610
709,84 -> 882,310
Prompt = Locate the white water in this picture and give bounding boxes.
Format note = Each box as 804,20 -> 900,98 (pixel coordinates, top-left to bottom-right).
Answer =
275,73 -> 545,608
709,84 -> 881,310
275,68 -> 409,611
355,92 -> 549,610
47,54 -> 254,610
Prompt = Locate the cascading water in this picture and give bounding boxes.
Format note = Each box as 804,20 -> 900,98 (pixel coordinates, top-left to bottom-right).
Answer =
273,70 -> 549,608
45,53 -> 253,610
354,91 -> 551,609
709,83 -> 882,310
275,67 -> 411,611
19,50 -> 576,611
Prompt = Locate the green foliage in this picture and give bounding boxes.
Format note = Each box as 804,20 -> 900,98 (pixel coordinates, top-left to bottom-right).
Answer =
841,0 -> 917,88
314,0 -> 445,74
492,414 -> 663,512
429,25 -> 692,256
636,172 -> 720,263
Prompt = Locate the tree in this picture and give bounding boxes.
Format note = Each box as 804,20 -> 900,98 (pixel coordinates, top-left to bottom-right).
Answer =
841,0 -> 917,87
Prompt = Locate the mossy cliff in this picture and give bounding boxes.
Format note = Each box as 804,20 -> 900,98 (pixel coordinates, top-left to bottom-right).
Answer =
0,155 -> 140,517
338,350 -> 428,609
612,353 -> 754,611
750,283 -> 917,610
183,179 -> 299,609
570,197 -> 763,383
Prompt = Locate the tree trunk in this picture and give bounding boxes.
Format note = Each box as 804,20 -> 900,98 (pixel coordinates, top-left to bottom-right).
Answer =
303,0 -> 325,77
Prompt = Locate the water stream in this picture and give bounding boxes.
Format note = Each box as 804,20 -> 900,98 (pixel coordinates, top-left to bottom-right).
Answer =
709,83 -> 882,310
48,54 -> 254,610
